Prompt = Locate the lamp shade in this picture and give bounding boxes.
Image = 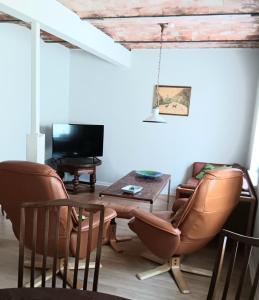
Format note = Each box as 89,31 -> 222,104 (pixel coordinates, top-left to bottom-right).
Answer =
142,107 -> 166,123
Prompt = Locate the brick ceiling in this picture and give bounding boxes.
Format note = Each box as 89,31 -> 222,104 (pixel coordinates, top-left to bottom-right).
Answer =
1,0 -> 259,49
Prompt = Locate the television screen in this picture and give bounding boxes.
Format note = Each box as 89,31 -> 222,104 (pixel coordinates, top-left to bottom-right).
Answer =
52,123 -> 104,158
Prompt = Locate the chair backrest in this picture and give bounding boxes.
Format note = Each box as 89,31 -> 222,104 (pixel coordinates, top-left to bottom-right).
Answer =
207,229 -> 259,300
18,199 -> 105,291
0,161 -> 70,249
174,168 -> 243,255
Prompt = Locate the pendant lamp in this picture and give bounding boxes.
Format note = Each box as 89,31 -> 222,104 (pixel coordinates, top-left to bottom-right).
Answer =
143,23 -> 167,123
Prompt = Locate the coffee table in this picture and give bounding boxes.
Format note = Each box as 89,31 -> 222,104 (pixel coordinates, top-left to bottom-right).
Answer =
99,171 -> 171,212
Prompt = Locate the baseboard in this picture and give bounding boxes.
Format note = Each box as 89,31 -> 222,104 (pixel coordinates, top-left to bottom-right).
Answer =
249,250 -> 259,300
96,180 -> 112,187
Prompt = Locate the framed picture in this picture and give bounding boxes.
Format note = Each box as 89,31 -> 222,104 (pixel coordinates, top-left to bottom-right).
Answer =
154,85 -> 192,116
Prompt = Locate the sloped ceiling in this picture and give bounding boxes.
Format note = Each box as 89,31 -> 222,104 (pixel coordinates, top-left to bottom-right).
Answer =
1,0 -> 259,49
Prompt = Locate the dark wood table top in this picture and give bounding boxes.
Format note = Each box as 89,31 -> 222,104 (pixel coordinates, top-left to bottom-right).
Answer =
99,171 -> 171,204
0,288 -> 128,300
60,157 -> 102,168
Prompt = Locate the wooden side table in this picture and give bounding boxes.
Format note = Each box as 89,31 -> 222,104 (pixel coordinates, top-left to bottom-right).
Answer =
57,157 -> 102,193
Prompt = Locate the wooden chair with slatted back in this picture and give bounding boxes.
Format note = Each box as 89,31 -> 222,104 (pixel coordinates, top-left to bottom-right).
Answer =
207,229 -> 259,300
18,199 -> 105,291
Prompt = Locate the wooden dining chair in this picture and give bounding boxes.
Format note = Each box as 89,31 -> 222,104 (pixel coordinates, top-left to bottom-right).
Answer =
207,229 -> 259,300
18,199 -> 105,291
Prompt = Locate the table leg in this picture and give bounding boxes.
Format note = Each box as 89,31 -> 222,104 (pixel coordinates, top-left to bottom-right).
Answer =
167,179 -> 171,210
72,174 -> 80,193
90,173 -> 96,192
89,167 -> 96,192
150,203 -> 153,212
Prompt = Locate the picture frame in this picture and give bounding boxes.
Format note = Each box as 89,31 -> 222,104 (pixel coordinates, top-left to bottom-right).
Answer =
154,85 -> 192,116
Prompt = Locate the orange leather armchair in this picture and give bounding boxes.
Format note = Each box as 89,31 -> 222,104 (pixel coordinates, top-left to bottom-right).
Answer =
129,168 -> 243,294
0,161 -> 116,259
176,162 -> 257,236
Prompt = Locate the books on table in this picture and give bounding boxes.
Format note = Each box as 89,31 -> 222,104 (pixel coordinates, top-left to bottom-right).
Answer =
121,185 -> 143,194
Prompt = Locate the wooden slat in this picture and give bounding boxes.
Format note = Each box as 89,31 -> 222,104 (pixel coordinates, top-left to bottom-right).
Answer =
41,208 -> 49,287
207,234 -> 227,300
83,212 -> 93,290
52,207 -> 60,288
30,208 -> 38,288
17,207 -> 25,288
222,240 -> 239,299
93,208 -> 105,292
63,206 -> 72,288
250,261 -> 259,300
235,245 -> 252,299
73,207 -> 83,289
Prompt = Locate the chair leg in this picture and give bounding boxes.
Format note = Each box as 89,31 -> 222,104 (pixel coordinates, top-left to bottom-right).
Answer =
181,264 -> 212,277
141,251 -> 165,265
170,257 -> 190,294
136,255 -> 190,294
107,221 -> 132,253
137,254 -> 209,294
137,263 -> 170,280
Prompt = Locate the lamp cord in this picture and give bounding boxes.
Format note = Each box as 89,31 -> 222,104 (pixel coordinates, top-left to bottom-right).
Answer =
155,24 -> 167,107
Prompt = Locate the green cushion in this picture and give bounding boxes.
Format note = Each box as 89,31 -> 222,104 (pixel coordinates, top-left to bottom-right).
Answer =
195,164 -> 227,180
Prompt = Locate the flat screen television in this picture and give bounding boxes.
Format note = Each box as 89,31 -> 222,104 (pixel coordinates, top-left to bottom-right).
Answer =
52,123 -> 104,158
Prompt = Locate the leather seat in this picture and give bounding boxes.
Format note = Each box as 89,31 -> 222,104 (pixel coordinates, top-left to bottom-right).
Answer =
128,168 -> 243,293
0,160 -> 116,258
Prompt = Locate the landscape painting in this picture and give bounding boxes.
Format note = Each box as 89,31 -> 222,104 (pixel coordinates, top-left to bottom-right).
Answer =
154,85 -> 192,116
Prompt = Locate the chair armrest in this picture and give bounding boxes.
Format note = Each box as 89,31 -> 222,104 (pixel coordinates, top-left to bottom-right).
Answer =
178,184 -> 196,190
132,209 -> 181,236
173,198 -> 189,211
73,207 -> 116,232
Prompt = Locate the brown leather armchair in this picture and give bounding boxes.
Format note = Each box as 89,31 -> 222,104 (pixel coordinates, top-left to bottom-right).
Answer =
129,168 -> 243,294
0,161 -> 116,274
176,162 -> 257,236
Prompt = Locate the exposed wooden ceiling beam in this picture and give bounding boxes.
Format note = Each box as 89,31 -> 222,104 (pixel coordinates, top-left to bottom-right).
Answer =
90,15 -> 259,46
118,39 -> 259,43
0,18 -> 23,22
81,12 -> 259,20
58,0 -> 259,19
122,41 -> 259,49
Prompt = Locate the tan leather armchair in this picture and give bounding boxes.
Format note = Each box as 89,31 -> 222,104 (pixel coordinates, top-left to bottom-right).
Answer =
0,161 -> 116,261
129,168 -> 243,294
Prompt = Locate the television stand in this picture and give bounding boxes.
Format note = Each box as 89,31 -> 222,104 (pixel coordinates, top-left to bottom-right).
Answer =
57,157 -> 102,193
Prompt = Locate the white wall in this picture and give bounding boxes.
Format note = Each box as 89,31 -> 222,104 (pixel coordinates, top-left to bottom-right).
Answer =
0,24 -> 70,161
69,49 -> 259,190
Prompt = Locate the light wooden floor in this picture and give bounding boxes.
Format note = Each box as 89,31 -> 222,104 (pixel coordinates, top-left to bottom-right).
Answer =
0,185 -> 250,300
